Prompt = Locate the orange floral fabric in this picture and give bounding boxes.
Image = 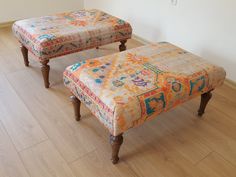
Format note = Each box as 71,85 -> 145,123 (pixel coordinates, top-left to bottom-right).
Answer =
64,42 -> 226,136
13,9 -> 132,61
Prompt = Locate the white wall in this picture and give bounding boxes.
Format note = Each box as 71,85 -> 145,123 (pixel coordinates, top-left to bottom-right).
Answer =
85,0 -> 236,81
0,0 -> 84,22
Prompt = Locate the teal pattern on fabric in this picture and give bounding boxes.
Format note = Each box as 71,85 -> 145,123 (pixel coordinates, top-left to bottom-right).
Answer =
38,34 -> 56,41
189,76 -> 206,95
95,79 -> 102,84
143,63 -> 164,75
70,61 -> 86,71
145,92 -> 166,116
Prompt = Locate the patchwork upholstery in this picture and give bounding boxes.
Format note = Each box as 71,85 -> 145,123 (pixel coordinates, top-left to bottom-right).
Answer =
12,9 -> 132,61
63,42 -> 226,136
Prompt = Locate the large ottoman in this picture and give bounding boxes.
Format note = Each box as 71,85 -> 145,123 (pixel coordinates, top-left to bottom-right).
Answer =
13,9 -> 132,88
63,42 -> 226,164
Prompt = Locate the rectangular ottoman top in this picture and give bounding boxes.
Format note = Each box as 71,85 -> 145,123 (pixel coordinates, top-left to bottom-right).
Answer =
64,42 -> 226,136
13,9 -> 132,60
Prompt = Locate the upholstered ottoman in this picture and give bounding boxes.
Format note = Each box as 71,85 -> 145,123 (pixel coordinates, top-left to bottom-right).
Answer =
63,42 -> 226,164
13,9 -> 132,88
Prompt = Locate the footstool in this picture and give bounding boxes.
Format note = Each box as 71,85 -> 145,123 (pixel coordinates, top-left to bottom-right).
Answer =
12,9 -> 132,88
63,42 -> 226,164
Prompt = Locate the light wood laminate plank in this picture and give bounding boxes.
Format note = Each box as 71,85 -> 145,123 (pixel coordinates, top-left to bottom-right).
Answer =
0,122 -> 30,177
20,140 -> 76,177
0,75 -> 47,151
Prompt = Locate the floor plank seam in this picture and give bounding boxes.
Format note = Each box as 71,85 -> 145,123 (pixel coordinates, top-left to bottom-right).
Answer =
18,147 -> 35,177
214,151 -> 236,168
18,138 -> 49,153
3,75 -> 75,165
0,121 -> 32,177
68,149 -> 97,165
194,151 -> 213,166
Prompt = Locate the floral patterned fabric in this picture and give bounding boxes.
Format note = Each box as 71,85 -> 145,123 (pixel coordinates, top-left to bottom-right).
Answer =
12,9 -> 132,61
63,42 -> 226,136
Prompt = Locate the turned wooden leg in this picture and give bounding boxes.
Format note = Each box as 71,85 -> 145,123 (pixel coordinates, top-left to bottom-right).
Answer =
70,95 -> 81,121
198,90 -> 213,117
110,134 -> 123,164
119,40 -> 127,52
40,60 -> 50,88
20,45 -> 29,67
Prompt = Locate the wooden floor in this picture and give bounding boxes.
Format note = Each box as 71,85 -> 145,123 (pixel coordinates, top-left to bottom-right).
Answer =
0,26 -> 236,177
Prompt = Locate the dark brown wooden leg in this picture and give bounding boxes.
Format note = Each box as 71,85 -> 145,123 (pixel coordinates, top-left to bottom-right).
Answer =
119,40 -> 127,52
40,60 -> 50,88
96,47 -> 99,49
70,95 -> 81,121
110,134 -> 123,164
198,90 -> 213,117
20,45 -> 29,67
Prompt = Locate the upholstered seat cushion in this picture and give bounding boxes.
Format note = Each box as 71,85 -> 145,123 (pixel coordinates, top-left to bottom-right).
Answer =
12,9 -> 132,61
63,42 -> 226,136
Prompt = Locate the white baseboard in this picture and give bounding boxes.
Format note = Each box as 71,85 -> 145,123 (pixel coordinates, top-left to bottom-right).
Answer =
225,79 -> 236,90
132,34 -> 152,45
0,21 -> 14,28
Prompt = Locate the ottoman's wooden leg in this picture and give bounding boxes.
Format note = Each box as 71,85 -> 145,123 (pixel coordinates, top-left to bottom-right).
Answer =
198,90 -> 213,117
119,40 -> 127,52
20,45 -> 29,67
70,95 -> 81,121
110,134 -> 123,164
40,60 -> 50,88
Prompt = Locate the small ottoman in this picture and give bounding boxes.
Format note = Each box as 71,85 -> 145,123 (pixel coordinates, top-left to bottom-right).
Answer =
63,42 -> 226,164
13,9 -> 132,88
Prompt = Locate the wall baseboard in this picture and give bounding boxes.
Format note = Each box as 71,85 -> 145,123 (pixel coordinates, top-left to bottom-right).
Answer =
225,79 -> 236,90
132,34 -> 152,45
132,34 -> 236,90
0,21 -> 14,28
